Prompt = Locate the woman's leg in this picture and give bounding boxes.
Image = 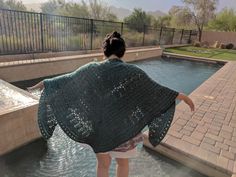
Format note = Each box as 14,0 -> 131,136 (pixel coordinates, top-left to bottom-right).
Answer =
115,158 -> 129,177
96,153 -> 111,177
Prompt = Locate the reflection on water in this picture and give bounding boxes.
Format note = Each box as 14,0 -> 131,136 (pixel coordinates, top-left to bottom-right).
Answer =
0,128 -> 206,177
1,58 -> 221,177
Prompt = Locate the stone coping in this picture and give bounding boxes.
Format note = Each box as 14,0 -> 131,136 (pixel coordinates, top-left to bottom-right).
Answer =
143,56 -> 236,177
163,52 -> 227,64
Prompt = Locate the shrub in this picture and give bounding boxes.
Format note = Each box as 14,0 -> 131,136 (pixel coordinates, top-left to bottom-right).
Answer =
219,43 -> 226,49
212,41 -> 220,48
226,43 -> 234,49
193,41 -> 201,47
92,36 -> 104,49
144,34 -> 158,46
69,35 -> 89,50
123,31 -> 143,47
201,41 -> 209,48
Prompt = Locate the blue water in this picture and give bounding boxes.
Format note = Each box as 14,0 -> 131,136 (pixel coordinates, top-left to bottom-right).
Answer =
0,58 -> 222,177
134,58 -> 221,95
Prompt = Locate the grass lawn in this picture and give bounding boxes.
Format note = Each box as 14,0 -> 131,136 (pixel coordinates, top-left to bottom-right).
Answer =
164,46 -> 236,61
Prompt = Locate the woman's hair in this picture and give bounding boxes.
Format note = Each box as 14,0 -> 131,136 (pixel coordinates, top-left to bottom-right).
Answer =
102,31 -> 126,58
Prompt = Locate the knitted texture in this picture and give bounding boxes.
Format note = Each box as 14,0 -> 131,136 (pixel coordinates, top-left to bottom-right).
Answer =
38,58 -> 179,153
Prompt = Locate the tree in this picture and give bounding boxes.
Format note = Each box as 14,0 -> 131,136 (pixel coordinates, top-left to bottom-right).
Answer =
182,0 -> 218,41
41,0 -> 66,14
208,8 -> 236,32
41,0 -> 117,21
1,0 -> 26,11
58,2 -> 90,18
169,6 -> 193,29
105,12 -> 119,22
0,0 -> 7,9
156,15 -> 172,28
124,8 -> 152,32
87,0 -> 118,21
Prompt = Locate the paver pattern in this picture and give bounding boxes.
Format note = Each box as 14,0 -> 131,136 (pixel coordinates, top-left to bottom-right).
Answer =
161,61 -> 236,176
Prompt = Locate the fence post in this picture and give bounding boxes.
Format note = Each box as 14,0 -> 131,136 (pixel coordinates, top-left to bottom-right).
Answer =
171,28 -> 175,44
0,10 -> 5,54
121,22 -> 123,35
159,27 -> 163,45
142,24 -> 146,46
180,29 -> 184,44
40,13 -> 44,52
188,30 -> 192,44
90,19 -> 93,50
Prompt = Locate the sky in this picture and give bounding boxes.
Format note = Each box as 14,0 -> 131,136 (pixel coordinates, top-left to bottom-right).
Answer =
21,0 -> 236,12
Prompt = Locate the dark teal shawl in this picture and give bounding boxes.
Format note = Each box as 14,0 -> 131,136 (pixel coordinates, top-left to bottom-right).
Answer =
38,58 -> 178,153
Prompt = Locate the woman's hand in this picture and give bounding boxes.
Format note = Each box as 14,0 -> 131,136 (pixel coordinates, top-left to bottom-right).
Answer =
183,96 -> 195,112
177,93 -> 195,112
27,81 -> 44,92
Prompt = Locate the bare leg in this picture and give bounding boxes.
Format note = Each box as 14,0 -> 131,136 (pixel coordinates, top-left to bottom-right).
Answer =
96,153 -> 111,177
115,158 -> 129,177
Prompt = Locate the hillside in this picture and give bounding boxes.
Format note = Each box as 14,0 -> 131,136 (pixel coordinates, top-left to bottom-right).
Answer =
25,3 -> 166,20
25,3 -> 42,12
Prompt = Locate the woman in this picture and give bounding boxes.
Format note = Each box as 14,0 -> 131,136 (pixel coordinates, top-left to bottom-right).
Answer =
28,31 -> 194,177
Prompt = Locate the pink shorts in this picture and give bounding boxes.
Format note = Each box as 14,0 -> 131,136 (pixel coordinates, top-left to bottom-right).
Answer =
106,147 -> 139,158
100,133 -> 143,158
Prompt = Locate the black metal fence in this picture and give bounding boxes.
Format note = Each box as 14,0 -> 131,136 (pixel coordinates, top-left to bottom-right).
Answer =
0,8 -> 197,55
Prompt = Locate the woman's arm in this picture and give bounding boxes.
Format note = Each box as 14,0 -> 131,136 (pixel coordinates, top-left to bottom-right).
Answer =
27,81 -> 44,91
177,93 -> 195,112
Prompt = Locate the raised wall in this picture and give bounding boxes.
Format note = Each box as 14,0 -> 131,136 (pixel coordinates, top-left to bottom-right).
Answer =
0,80 -> 39,156
201,31 -> 236,46
0,47 -> 162,83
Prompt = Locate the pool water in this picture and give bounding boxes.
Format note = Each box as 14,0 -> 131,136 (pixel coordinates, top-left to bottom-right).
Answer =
0,57 -> 222,177
135,57 -> 221,95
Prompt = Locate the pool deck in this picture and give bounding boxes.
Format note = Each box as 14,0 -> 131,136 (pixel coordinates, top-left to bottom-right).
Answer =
144,56 -> 236,177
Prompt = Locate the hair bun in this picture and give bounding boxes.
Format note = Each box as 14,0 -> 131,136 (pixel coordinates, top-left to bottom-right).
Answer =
112,31 -> 121,38
102,31 -> 126,58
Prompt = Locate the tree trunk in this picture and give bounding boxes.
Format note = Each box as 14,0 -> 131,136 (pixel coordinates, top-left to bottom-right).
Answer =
198,29 -> 202,42
198,24 -> 204,42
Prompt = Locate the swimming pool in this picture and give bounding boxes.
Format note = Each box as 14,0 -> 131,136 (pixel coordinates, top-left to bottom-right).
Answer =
0,57 -> 222,177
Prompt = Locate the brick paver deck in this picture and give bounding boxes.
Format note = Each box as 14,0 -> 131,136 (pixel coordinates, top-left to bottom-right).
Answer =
144,60 -> 236,177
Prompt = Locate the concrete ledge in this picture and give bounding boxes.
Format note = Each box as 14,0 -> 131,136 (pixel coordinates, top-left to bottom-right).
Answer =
0,104 -> 40,156
0,45 -> 188,62
143,132 -> 230,177
0,46 -> 160,62
0,80 -> 40,156
0,47 -> 162,82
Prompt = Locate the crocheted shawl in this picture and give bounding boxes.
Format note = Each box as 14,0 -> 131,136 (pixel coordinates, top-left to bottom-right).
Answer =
38,58 -> 179,153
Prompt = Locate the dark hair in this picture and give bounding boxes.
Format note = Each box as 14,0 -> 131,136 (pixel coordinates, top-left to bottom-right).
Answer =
102,31 -> 126,58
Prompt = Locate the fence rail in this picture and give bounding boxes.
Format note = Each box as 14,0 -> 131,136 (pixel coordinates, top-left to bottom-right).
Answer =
0,8 -> 197,55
